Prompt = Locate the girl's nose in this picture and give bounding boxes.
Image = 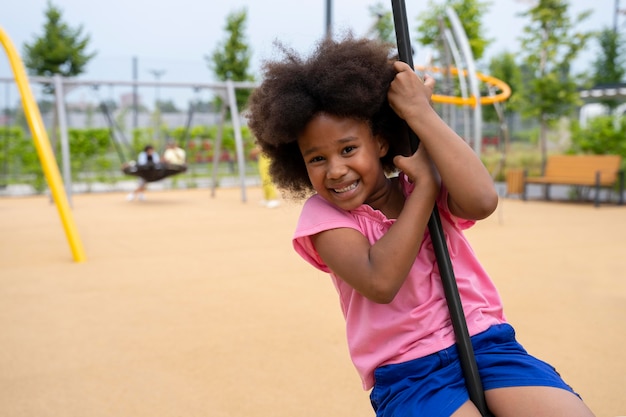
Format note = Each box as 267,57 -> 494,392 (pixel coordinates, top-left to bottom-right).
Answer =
326,157 -> 347,180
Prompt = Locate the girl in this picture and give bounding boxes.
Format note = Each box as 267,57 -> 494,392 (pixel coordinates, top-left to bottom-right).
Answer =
247,36 -> 595,417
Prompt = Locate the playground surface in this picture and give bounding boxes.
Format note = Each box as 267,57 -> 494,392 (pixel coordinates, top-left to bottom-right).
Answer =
0,187 -> 624,417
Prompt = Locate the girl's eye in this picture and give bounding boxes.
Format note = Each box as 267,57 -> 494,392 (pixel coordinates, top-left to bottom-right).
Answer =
342,146 -> 356,154
308,156 -> 324,163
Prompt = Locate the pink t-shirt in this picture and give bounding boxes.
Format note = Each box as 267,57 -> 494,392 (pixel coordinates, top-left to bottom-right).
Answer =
293,174 -> 506,390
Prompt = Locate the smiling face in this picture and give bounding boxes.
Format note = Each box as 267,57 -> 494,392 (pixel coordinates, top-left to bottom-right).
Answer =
297,113 -> 391,211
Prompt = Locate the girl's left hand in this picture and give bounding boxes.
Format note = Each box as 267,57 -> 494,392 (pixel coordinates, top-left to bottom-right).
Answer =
388,61 -> 435,121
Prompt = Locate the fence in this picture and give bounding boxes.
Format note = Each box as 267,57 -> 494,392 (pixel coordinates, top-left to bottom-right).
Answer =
0,76 -> 261,201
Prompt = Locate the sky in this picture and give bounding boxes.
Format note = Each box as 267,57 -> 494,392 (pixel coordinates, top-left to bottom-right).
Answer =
0,0 -> 620,108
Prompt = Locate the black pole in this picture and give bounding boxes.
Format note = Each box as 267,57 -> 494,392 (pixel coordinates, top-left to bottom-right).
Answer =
325,0 -> 332,38
390,1 -> 491,416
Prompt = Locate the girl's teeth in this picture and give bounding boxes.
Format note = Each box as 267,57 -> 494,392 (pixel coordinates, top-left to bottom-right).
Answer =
335,182 -> 357,193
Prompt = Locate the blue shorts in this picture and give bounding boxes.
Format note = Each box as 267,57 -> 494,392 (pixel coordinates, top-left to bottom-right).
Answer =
369,323 -> 578,417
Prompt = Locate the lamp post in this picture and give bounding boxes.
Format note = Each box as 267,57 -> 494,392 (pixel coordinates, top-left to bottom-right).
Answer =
148,69 -> 165,142
615,0 -> 626,32
325,0 -> 332,38
132,56 -> 138,130
148,69 -> 165,108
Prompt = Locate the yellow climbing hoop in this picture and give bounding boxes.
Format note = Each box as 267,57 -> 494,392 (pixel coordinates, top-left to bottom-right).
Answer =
416,65 -> 511,107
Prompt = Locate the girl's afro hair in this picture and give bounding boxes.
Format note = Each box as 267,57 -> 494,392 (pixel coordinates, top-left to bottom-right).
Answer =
246,34 -> 409,199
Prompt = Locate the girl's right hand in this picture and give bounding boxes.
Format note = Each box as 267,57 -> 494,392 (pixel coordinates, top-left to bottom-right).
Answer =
393,146 -> 439,195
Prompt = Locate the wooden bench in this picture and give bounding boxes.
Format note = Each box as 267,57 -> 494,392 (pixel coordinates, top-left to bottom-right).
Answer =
522,155 -> 624,207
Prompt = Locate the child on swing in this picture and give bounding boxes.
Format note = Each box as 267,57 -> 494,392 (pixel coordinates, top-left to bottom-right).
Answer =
247,35 -> 594,417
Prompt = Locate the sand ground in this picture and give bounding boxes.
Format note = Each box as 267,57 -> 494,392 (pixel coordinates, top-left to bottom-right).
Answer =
0,187 -> 624,417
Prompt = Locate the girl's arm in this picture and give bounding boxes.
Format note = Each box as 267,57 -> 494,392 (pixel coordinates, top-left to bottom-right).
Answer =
311,148 -> 438,304
388,61 -> 498,220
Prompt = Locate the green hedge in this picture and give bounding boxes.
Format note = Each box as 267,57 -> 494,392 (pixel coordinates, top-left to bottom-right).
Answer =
569,116 -> 626,168
0,124 -> 257,193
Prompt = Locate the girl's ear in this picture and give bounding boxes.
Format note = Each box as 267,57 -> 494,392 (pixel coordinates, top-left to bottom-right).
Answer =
376,136 -> 389,157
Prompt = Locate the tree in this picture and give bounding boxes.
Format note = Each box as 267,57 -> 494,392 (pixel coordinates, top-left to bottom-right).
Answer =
36,99 -> 55,114
415,0 -> 492,62
569,115 -> 626,159
207,8 -> 254,112
367,2 -> 396,44
157,99 -> 179,113
23,1 -> 96,90
483,51 -> 524,179
22,1 -> 96,158
194,100 -> 217,113
484,51 -> 523,121
591,27 -> 625,110
517,0 -> 593,168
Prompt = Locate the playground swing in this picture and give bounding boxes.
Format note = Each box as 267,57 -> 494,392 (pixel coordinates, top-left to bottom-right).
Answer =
122,157 -> 187,183
97,87 -> 196,183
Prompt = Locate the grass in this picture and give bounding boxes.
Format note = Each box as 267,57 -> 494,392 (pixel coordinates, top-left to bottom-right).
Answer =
481,141 -> 545,181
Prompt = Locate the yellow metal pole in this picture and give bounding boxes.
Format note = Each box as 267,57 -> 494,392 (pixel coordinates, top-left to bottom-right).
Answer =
0,26 -> 86,262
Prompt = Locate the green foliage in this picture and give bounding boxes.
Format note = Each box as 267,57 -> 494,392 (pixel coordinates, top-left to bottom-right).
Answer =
193,100 -> 217,113
518,0 -> 593,121
0,126 -> 45,191
569,117 -> 626,163
484,51 -> 522,122
512,127 -> 540,146
53,128 -> 114,187
185,124 -> 254,154
593,28 -> 625,86
591,28 -> 626,110
367,2 -> 395,44
221,125 -> 254,155
158,99 -> 179,113
517,0 -> 593,166
23,1 -> 96,93
481,142 -> 543,179
0,127 -> 25,175
67,128 -> 110,158
207,8 -> 255,112
0,122 -> 259,193
415,0 -> 492,61
114,106 -> 128,132
131,128 -> 155,156
126,123 -> 255,161
524,73 -> 581,123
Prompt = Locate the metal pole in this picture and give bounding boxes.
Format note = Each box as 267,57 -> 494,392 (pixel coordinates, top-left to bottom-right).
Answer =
0,76 -> 257,90
132,56 -> 138,130
446,7 -> 482,156
210,102 -> 227,198
390,1 -> 491,415
226,79 -> 247,203
148,69 -> 165,143
53,74 -> 72,207
325,0 -> 332,38
442,28 -> 470,141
